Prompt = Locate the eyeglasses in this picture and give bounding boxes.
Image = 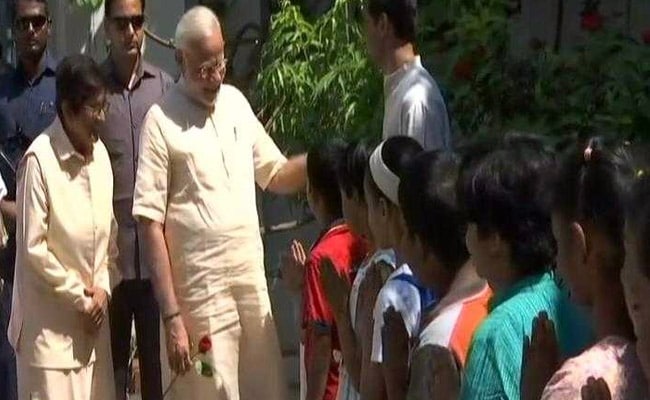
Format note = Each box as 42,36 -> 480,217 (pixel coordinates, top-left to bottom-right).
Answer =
196,58 -> 228,81
111,15 -> 145,31
14,15 -> 49,32
84,101 -> 111,118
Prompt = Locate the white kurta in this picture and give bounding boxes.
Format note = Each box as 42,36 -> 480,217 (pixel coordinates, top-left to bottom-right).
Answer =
133,81 -> 288,400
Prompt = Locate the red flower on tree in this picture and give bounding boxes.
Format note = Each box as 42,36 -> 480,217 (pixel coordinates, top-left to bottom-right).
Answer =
581,12 -> 604,32
642,29 -> 650,45
453,58 -> 475,81
199,335 -> 212,354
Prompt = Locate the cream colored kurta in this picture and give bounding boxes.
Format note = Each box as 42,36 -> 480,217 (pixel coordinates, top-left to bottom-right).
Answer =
133,81 -> 288,400
8,118 -> 117,400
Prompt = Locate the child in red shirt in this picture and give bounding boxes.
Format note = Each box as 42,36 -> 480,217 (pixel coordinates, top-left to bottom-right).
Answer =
294,142 -> 367,400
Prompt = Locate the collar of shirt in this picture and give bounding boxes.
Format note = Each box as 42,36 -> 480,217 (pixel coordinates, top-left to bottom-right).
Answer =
310,219 -> 348,252
14,52 -> 57,87
102,57 -> 156,91
488,271 -> 552,312
383,55 -> 422,96
48,117 -> 87,162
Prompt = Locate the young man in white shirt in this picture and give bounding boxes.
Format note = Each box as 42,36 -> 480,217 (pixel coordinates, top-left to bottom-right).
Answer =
361,0 -> 451,150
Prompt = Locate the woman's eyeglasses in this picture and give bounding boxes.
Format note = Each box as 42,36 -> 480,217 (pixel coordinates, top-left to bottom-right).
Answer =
14,15 -> 49,32
111,15 -> 145,31
85,101 -> 111,118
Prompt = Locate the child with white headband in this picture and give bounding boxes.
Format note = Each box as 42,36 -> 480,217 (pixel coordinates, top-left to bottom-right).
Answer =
358,136 -> 434,400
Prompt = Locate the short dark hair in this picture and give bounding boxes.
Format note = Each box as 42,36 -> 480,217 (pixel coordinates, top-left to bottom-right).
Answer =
55,54 -> 106,115
366,136 -> 423,203
366,0 -> 417,43
12,0 -> 49,20
337,141 -> 370,199
399,151 -> 469,273
105,0 -> 145,17
551,137 -> 634,272
461,138 -> 556,275
307,140 -> 347,218
627,173 -> 650,279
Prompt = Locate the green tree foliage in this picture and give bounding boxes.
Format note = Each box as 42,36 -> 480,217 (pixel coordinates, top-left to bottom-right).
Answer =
256,0 -> 383,152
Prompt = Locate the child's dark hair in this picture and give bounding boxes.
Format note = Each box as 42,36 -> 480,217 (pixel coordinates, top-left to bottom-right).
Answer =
307,141 -> 346,218
399,151 -> 469,272
551,137 -> 634,273
461,138 -> 556,275
366,136 -> 423,204
337,141 -> 370,200
627,172 -> 650,279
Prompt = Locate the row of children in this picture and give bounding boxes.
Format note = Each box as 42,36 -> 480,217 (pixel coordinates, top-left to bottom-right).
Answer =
282,133 -> 650,400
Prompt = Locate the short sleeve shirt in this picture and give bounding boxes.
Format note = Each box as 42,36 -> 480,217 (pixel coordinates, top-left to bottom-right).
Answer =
542,336 -> 648,400
460,272 -> 594,400
371,263 -> 421,363
301,222 -> 367,400
382,56 -> 451,150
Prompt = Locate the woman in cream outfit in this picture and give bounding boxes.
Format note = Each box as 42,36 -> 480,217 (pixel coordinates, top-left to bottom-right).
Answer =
8,55 -> 118,400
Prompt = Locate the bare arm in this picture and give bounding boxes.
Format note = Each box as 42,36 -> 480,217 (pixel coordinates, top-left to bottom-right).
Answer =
359,264 -> 389,400
382,308 -> 410,400
320,257 -> 362,390
406,345 -> 460,400
267,154 -> 307,195
138,216 -> 192,374
426,347 -> 460,400
360,296 -> 387,400
333,306 -> 363,390
0,199 -> 16,223
361,361 -> 388,400
306,332 -> 333,400
137,217 -> 178,316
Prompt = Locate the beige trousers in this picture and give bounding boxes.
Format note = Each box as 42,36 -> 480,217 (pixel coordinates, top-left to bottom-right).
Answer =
161,282 -> 288,400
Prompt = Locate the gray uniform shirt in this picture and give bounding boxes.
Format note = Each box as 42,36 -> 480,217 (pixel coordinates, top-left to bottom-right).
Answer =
382,56 -> 451,150
98,59 -> 173,280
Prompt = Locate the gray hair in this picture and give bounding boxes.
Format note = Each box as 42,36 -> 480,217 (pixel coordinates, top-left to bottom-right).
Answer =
174,6 -> 221,50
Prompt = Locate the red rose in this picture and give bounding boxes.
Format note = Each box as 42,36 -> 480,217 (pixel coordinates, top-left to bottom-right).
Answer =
198,335 -> 212,354
453,58 -> 474,81
643,29 -> 650,45
581,12 -> 604,32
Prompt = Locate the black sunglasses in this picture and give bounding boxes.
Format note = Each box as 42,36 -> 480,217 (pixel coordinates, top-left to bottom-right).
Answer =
14,15 -> 49,32
111,15 -> 145,31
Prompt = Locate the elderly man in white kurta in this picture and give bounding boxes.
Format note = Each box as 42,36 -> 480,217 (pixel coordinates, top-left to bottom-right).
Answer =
133,6 -> 306,400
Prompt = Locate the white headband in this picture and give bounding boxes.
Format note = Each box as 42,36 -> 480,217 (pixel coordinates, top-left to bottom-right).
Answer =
369,142 -> 400,205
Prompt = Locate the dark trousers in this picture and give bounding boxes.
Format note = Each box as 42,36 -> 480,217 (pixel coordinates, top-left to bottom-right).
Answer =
110,279 -> 162,400
0,281 -> 17,400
